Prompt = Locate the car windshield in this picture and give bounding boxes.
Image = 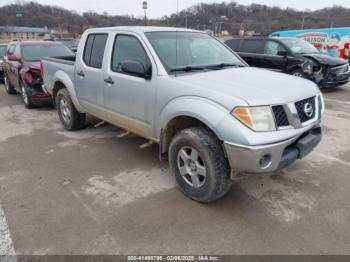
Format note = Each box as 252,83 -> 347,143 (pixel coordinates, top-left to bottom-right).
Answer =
146,31 -> 246,74
0,46 -> 7,58
22,44 -> 74,61
280,38 -> 319,54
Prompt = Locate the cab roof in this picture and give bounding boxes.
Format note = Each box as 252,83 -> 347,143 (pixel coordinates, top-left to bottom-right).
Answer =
85,26 -> 199,34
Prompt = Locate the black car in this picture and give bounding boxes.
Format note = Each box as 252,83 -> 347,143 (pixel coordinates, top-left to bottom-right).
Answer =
0,44 -> 7,83
225,37 -> 350,88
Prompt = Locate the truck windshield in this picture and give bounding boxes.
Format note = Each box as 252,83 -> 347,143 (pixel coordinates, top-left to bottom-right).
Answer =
146,31 -> 246,74
280,38 -> 319,54
22,44 -> 74,61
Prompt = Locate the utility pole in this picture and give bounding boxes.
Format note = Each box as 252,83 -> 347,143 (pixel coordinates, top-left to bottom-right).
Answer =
143,1 -> 148,26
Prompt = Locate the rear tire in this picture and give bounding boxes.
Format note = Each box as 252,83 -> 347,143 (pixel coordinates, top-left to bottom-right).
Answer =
56,88 -> 86,131
169,127 -> 232,203
4,74 -> 16,94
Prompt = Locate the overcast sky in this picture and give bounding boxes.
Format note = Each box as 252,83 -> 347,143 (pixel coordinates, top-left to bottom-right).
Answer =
1,0 -> 350,18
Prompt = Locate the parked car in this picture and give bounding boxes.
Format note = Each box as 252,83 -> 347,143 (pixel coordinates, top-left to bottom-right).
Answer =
57,39 -> 79,53
42,27 -> 324,203
0,44 -> 7,83
3,41 -> 74,108
225,37 -> 350,88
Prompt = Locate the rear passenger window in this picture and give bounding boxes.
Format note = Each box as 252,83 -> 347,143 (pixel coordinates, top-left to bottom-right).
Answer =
226,39 -> 241,51
240,39 -> 265,54
83,34 -> 108,69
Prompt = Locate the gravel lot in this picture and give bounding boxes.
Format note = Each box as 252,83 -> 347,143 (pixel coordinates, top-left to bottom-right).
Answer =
0,83 -> 350,255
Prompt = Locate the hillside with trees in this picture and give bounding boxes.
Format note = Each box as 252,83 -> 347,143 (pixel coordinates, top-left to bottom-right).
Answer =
1,1 -> 350,35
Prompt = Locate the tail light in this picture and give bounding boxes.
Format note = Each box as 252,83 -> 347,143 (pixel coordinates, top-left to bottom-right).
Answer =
24,71 -> 33,85
40,61 -> 44,80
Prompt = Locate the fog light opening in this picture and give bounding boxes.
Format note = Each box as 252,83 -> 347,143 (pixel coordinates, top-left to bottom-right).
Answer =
260,154 -> 272,169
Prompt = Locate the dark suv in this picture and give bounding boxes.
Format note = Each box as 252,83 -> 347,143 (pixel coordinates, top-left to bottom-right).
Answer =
225,37 -> 350,88
3,41 -> 74,108
0,44 -> 7,83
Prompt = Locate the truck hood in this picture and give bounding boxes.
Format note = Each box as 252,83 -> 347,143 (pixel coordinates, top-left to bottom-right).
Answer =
302,53 -> 347,67
174,67 -> 320,106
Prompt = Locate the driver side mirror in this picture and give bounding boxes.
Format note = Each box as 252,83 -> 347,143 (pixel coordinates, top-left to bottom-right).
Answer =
277,51 -> 289,57
8,55 -> 19,61
121,60 -> 152,80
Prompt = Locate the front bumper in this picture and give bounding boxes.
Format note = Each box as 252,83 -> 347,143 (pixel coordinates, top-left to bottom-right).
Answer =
224,126 -> 322,179
26,84 -> 53,106
320,64 -> 350,88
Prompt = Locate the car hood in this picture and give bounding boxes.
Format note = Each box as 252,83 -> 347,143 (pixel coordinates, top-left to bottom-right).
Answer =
173,67 -> 320,107
302,53 -> 347,67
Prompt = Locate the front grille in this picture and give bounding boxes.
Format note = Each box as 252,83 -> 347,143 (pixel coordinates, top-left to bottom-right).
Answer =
295,97 -> 316,123
272,105 -> 290,127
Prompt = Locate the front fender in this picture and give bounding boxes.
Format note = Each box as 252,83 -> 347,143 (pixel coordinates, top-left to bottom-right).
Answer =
157,96 -> 232,141
53,70 -> 85,113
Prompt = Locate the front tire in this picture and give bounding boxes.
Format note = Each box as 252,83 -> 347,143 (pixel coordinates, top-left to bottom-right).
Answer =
4,74 -> 16,94
169,127 -> 232,203
56,88 -> 86,131
21,83 -> 35,109
291,69 -> 306,79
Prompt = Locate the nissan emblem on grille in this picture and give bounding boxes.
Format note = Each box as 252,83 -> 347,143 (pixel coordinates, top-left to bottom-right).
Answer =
304,102 -> 314,118
295,96 -> 316,123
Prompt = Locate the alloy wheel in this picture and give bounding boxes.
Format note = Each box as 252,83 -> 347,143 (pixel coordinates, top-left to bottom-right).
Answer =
177,146 -> 207,188
59,98 -> 72,124
293,72 -> 304,78
22,86 -> 29,105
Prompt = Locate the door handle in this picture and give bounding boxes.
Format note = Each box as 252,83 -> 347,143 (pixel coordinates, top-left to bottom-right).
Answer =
77,71 -> 85,77
104,77 -> 115,85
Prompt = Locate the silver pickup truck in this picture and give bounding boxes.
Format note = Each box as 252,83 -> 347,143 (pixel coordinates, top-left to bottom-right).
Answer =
42,27 -> 324,203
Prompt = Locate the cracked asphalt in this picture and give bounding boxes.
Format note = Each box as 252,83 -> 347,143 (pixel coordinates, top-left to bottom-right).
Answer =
0,83 -> 350,255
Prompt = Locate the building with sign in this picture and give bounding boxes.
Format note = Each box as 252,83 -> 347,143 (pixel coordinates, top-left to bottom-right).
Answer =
0,26 -> 50,41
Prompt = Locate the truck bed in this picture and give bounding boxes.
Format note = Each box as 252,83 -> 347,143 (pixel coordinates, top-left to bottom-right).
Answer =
44,55 -> 76,65
42,55 -> 76,95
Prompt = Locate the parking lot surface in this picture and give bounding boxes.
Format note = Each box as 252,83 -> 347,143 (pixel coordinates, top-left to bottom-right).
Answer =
0,83 -> 350,255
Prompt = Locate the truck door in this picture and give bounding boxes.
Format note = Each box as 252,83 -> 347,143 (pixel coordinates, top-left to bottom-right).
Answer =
103,33 -> 157,139
75,33 -> 108,119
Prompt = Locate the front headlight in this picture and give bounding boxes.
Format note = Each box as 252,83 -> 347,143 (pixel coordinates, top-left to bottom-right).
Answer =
302,61 -> 314,75
232,106 -> 276,132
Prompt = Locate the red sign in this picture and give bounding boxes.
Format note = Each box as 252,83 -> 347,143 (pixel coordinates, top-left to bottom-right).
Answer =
142,1 -> 148,9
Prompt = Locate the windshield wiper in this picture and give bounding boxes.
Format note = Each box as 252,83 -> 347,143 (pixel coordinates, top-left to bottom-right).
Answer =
205,63 -> 242,70
170,66 -> 206,73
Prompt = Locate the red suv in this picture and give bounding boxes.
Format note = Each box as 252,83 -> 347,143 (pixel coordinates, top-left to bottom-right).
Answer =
3,41 -> 74,108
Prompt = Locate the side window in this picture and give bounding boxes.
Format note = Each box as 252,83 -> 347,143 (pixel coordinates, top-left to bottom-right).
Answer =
240,39 -> 265,54
83,34 -> 94,65
7,45 -> 15,55
111,35 -> 150,76
83,34 -> 108,69
13,44 -> 21,58
226,39 -> 241,51
264,41 -> 287,56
